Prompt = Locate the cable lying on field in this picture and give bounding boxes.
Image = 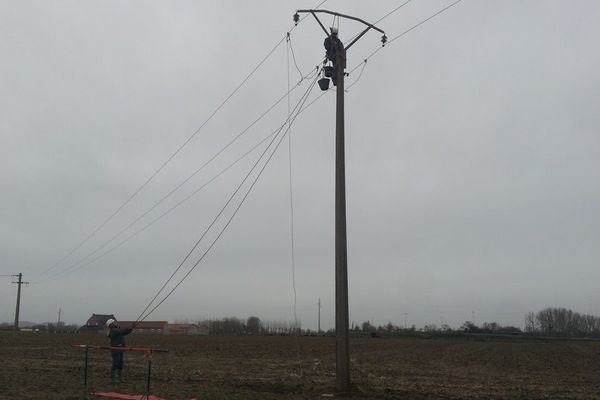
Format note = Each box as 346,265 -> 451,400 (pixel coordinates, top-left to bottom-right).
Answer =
134,73 -> 321,324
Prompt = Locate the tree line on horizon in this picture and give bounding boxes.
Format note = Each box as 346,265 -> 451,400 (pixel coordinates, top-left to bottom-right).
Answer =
4,307 -> 599,338
524,307 -> 600,337
196,316 -> 302,335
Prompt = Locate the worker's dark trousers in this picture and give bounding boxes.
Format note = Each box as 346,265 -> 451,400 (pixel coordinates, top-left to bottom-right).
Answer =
111,350 -> 124,371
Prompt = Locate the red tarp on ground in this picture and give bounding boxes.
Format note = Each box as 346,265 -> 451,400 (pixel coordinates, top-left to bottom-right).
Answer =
93,392 -> 197,400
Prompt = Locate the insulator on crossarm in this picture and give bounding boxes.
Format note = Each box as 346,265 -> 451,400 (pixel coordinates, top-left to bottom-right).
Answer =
293,13 -> 300,26
381,34 -> 387,47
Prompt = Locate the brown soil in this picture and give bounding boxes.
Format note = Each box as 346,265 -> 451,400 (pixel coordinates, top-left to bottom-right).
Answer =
1,333 -> 599,399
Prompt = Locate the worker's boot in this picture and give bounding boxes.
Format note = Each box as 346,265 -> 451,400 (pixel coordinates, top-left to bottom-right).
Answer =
111,370 -> 118,385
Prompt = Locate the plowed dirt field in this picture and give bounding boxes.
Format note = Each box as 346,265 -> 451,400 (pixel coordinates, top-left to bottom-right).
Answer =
1,333 -> 599,399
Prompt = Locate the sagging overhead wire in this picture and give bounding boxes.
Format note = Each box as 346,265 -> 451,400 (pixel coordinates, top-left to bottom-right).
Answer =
341,0 -> 462,92
348,0 -> 464,75
137,81 -> 321,325
34,62 -> 319,285
36,70 -> 330,286
132,0 -> 463,322
34,36 -> 285,282
61,92 -> 329,285
134,74 -> 320,323
286,33 -> 305,83
346,59 -> 367,91
135,73 -> 322,324
340,0 -> 411,89
287,33 -> 302,379
36,0 -> 330,283
343,0 -> 412,47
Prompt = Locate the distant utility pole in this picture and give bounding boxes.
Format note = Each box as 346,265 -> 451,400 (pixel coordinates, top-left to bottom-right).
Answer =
57,308 -> 62,331
293,9 -> 386,392
472,310 -> 475,326
318,298 -> 321,334
11,273 -> 28,330
404,313 -> 408,329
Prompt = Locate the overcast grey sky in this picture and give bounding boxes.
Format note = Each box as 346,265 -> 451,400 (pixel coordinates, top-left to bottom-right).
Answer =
1,0 -> 599,330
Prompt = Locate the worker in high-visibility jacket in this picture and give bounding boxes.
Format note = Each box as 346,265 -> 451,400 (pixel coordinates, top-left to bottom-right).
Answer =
106,319 -> 133,384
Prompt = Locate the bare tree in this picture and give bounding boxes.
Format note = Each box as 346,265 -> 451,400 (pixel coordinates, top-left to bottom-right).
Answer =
524,312 -> 537,333
246,316 -> 261,335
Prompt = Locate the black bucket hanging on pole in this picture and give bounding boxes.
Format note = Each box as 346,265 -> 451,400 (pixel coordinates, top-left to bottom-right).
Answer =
318,77 -> 330,91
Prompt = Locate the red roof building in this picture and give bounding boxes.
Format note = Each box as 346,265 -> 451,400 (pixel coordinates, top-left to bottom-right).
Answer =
118,321 -> 168,334
167,323 -> 202,335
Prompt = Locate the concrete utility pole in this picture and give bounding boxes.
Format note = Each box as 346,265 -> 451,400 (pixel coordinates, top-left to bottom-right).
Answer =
318,298 -> 321,334
293,9 -> 385,392
12,273 -> 28,330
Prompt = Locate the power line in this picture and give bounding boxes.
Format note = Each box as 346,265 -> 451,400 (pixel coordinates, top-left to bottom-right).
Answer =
287,33 -> 305,82
138,78 -> 319,324
34,60 -> 318,284
36,37 -> 286,281
287,33 -> 302,380
37,0 -> 330,281
136,75 -> 320,324
345,59 -> 367,91
375,0 -> 413,24
135,74 -> 321,323
38,0 -> 463,286
340,0 -> 413,89
344,0 -> 412,46
36,87 -> 329,285
135,72 -> 319,322
348,0 -> 464,75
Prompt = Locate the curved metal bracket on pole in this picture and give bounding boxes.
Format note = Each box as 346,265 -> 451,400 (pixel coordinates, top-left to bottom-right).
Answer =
296,9 -> 385,50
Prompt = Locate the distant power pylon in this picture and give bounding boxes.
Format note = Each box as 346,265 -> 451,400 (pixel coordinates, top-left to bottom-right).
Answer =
11,273 -> 28,330
293,8 -> 385,392
318,298 -> 321,334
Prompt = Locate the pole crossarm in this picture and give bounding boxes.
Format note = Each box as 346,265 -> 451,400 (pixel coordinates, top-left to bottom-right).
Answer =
304,10 -> 330,36
346,27 -> 372,50
296,9 -> 385,35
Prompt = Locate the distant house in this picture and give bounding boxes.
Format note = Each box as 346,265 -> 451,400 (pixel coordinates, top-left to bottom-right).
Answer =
79,313 -> 116,333
118,321 -> 168,334
167,323 -> 201,335
196,321 -> 211,335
